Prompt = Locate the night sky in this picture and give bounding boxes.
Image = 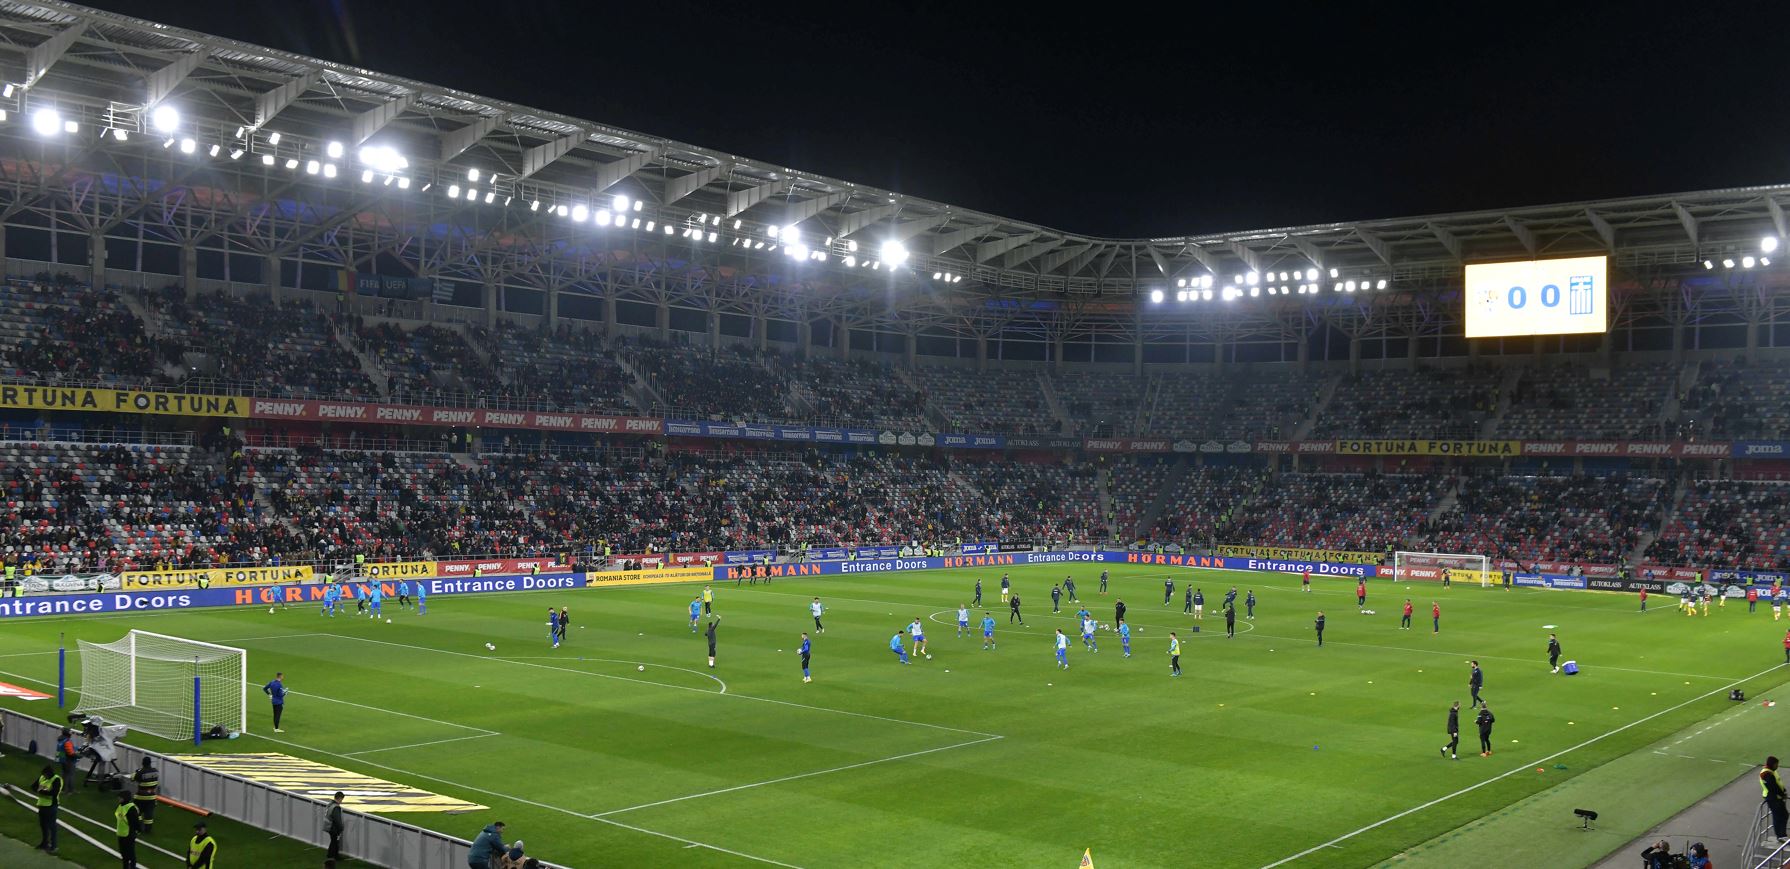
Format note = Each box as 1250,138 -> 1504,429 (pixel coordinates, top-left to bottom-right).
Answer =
92,0 -> 1790,238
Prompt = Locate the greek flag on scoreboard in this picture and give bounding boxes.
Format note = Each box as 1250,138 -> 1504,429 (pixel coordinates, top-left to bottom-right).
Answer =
1568,274 -> 1595,315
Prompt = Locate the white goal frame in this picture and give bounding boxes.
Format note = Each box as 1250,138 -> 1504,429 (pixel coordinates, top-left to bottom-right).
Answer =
1393,551 -> 1493,586
74,629 -> 248,740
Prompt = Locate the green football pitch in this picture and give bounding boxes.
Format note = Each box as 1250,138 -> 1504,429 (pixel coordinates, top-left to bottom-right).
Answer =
0,565 -> 1786,868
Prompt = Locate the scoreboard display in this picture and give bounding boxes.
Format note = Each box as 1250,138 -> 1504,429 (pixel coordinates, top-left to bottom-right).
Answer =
1463,255 -> 1608,339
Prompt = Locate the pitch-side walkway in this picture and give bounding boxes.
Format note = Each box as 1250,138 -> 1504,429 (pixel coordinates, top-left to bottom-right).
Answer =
1588,769 -> 1773,869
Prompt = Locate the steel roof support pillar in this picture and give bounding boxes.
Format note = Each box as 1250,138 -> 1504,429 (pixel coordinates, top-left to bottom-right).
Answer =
181,243 -> 198,301
88,230 -> 106,290
905,332 -> 916,368
482,280 -> 498,328
837,317 -> 851,360
798,311 -> 812,358
1348,334 -> 1361,376
546,286 -> 559,331
708,307 -> 721,351
976,335 -> 988,370
1051,335 -> 1065,373
265,252 -> 281,304
655,297 -> 670,341
752,312 -> 767,352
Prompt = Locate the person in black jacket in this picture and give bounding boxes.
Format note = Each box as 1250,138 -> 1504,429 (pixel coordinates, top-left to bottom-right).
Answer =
1468,661 -> 1485,706
131,757 -> 159,834
1440,701 -> 1460,759
1009,594 -> 1023,624
1547,634 -> 1562,673
1114,599 -> 1126,627
1224,604 -> 1236,638
324,791 -> 346,861
1476,705 -> 1496,756
1314,611 -> 1326,646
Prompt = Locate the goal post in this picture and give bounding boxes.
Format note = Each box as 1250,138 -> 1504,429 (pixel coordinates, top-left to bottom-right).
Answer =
1393,551 -> 1494,586
74,630 -> 247,743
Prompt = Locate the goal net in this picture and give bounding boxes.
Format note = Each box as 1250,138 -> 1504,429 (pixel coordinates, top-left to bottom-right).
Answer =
1393,551 -> 1494,586
73,630 -> 247,741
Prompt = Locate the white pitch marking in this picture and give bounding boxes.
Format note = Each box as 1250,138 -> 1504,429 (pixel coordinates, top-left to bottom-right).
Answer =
497,656 -> 727,694
345,732 -> 501,756
1259,662 -> 1789,868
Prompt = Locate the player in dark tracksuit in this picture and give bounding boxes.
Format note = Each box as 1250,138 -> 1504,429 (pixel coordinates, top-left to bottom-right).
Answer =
1476,705 -> 1496,756
1441,701 -> 1461,759
1224,604 -> 1236,638
1114,599 -> 1127,626
1099,570 -> 1109,594
1547,634 -> 1561,673
1164,579 -> 1174,606
1184,586 -> 1194,614
1314,611 -> 1326,646
705,617 -> 720,668
1468,661 -> 1484,705
1051,585 -> 1063,613
1009,594 -> 1024,624
973,580 -> 982,607
1245,590 -> 1256,619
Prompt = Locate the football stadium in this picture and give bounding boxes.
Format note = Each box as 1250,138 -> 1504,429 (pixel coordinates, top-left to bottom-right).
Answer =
1,3 -> 1789,868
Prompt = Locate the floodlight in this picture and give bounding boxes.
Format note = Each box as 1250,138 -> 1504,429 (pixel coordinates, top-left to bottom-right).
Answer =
594,208 -> 610,224
62,119 -> 76,133
267,131 -> 281,145
630,218 -> 640,229
754,241 -> 765,249
150,104 -> 179,133
707,232 -> 717,243
1763,257 -> 1773,266
530,200 -> 540,211
847,239 -> 859,252
1201,275 -> 1214,289
397,177 -> 410,189
880,240 -> 909,265
934,272 -> 943,280
1202,289 -> 1213,300
465,186 -> 478,200
484,190 -> 496,204
1764,236 -> 1780,253
179,138 -> 196,154
789,244 -> 808,259
31,108 -> 60,136
2,84 -> 12,98
664,224 -> 675,235
207,144 -> 221,157
1345,280 -> 1357,291
1376,279 -> 1388,289
448,184 -> 461,198
614,194 -> 630,212
1246,271 -> 1259,285
843,256 -> 856,267
1723,258 -> 1736,268
358,146 -> 408,174
234,126 -> 246,138
325,141 -> 344,159
1306,268 -> 1318,281
612,212 -> 627,227
1703,260 -> 1714,269
646,221 -> 655,232
361,169 -> 374,183
305,159 -> 320,175
1174,290 -> 1186,302
113,128 -> 128,141
1743,256 -> 1757,269
1334,282 -> 1343,292
733,219 -> 743,230
261,154 -> 275,166
227,146 -> 245,159
1329,267 -> 1339,278
767,225 -> 780,238
323,163 -> 337,178
783,225 -> 799,243
632,200 -> 642,212
467,168 -> 480,182
285,157 -> 299,169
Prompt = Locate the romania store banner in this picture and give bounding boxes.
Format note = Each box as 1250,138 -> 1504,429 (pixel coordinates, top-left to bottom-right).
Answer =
1214,545 -> 1381,565
584,567 -> 712,586
118,565 -> 312,590
1335,439 -> 1522,457
0,384 -> 245,417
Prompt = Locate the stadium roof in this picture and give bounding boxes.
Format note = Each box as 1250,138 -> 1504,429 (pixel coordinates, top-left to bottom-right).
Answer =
0,0 -> 1786,305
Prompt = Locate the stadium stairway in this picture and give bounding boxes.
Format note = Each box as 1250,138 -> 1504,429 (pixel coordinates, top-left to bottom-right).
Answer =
114,287 -> 159,339
1289,374 -> 1339,441
1479,365 -> 1525,438
1628,475 -> 1690,565
1130,457 -> 1189,540
334,320 -> 392,397
1037,372 -> 1077,434
618,353 -> 665,415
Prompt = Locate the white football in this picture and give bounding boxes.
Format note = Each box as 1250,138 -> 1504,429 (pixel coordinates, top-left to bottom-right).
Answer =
637,665 -> 645,672
925,654 -> 933,660
267,607 -> 274,614
485,643 -> 495,650
386,618 -> 392,623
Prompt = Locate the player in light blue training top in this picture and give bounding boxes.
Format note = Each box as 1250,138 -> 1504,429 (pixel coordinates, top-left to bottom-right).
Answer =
689,597 -> 703,632
981,613 -> 997,650
956,605 -> 971,638
1082,616 -> 1099,652
1119,621 -> 1132,657
1055,629 -> 1070,669
415,580 -> 427,615
890,630 -> 910,664
397,580 -> 412,609
321,582 -> 339,617
368,583 -> 383,619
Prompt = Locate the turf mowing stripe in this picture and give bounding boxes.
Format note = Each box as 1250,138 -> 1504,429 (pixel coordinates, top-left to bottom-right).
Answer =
318,632 -> 1003,738
1240,631 -> 1736,681
344,731 -> 502,756
1258,662 -> 1789,868
244,731 -> 807,868
587,734 -> 1005,818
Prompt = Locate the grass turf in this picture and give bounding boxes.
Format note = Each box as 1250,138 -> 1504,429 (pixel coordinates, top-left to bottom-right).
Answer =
0,564 -> 1784,868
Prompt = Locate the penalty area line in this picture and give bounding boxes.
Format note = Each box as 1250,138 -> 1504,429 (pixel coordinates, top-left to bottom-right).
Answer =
588,734 -> 1004,818
1258,661 -> 1789,868
345,732 -> 502,756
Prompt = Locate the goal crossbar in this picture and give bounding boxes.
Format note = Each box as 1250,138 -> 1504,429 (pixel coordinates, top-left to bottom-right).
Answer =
1393,551 -> 1493,585
73,630 -> 247,742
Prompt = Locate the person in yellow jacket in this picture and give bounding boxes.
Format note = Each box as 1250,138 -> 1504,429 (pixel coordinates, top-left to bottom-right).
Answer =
115,790 -> 143,868
34,763 -> 62,853
187,821 -> 217,869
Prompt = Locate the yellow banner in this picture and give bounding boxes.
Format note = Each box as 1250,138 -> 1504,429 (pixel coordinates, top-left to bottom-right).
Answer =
0,384 -> 245,418
584,567 -> 713,586
1334,439 -> 1522,457
119,565 -> 312,591
360,561 -> 435,580
1215,545 -> 1382,565
169,753 -> 485,813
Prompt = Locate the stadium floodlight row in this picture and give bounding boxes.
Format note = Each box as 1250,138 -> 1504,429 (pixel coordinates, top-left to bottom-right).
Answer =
0,0 -> 1785,326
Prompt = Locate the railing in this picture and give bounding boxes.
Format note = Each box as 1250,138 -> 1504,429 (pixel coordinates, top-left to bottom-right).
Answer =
0,708 -> 565,869
0,426 -> 194,446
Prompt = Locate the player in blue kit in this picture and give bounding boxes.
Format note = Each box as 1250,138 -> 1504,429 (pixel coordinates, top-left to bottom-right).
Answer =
798,633 -> 812,683
956,605 -> 971,638
981,613 -> 997,650
548,607 -> 560,648
890,630 -> 910,664
368,583 -> 383,619
1081,615 -> 1098,652
321,583 -> 339,617
415,579 -> 427,614
397,580 -> 411,609
1119,621 -> 1132,656
1245,589 -> 1257,619
1055,629 -> 1070,669
689,596 -> 702,632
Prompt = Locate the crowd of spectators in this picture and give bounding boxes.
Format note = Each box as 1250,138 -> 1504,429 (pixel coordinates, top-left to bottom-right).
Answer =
351,321 -> 499,404
0,277 -> 159,386
1681,358 -> 1790,440
1314,366 -> 1501,439
142,287 -> 378,398
482,322 -> 636,413
787,355 -> 929,430
626,342 -> 794,421
1053,371 -> 1145,437
1414,473 -> 1666,569
1497,362 -> 1675,440
1222,472 -> 1449,554
916,367 -> 1059,434
1646,480 -> 1790,571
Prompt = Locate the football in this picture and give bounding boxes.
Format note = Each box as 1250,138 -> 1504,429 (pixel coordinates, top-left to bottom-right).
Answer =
386,618 -> 392,623
485,643 -> 495,651
637,665 -> 645,672
267,607 -> 274,614
925,654 -> 933,660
